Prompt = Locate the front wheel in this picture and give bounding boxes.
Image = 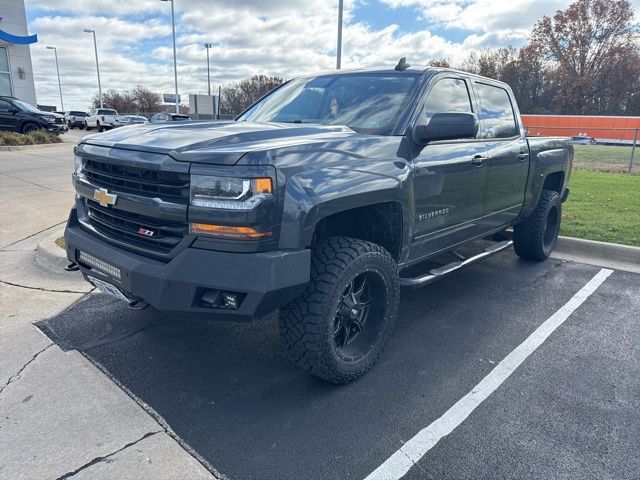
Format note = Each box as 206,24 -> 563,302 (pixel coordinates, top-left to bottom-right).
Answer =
279,237 -> 400,384
513,190 -> 562,261
97,122 -> 103,132
21,122 -> 39,134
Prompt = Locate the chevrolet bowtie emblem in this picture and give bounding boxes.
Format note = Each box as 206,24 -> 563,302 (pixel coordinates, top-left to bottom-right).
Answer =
94,188 -> 118,207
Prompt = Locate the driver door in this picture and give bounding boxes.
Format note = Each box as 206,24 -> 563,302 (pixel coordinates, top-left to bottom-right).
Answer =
410,75 -> 490,260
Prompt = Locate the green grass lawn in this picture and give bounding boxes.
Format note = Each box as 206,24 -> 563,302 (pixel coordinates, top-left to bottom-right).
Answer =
572,144 -> 638,174
561,170 -> 640,246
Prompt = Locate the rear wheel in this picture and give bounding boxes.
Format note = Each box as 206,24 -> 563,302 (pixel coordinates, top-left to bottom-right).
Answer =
68,121 -> 73,130
513,190 -> 562,261
84,121 -> 91,131
279,237 -> 400,383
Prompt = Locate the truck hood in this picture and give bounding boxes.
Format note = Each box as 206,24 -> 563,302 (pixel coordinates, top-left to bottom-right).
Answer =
80,121 -> 357,165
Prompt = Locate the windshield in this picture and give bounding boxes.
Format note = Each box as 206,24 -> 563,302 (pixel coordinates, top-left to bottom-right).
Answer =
12,99 -> 41,113
238,73 -> 419,135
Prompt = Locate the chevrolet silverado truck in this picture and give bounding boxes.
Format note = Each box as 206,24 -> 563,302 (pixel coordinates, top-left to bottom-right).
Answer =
64,64 -> 572,383
85,108 -> 120,132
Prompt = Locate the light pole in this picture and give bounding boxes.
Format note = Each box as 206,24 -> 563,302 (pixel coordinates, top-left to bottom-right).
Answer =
204,42 -> 212,96
83,29 -> 102,108
161,0 -> 179,113
46,46 -> 64,111
336,0 -> 343,69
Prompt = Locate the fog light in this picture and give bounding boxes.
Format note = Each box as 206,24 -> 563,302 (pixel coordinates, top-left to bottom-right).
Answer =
78,251 -> 121,280
222,292 -> 240,310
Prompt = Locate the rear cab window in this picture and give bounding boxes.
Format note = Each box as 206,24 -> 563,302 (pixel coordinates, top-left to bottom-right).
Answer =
474,82 -> 519,138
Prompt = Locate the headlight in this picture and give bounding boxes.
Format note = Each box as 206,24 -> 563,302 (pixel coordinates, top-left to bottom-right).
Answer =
43,116 -> 57,123
190,175 -> 272,210
74,155 -> 84,176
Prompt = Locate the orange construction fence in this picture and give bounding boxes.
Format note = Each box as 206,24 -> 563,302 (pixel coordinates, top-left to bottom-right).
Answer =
521,115 -> 640,142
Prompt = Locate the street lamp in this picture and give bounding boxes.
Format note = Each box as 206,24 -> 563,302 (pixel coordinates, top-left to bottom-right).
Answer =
46,46 -> 64,111
161,0 -> 179,113
83,29 -> 102,108
204,42 -> 212,96
336,0 -> 343,69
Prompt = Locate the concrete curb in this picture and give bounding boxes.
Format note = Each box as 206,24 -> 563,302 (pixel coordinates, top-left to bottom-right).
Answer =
553,236 -> 640,274
35,229 -> 68,273
0,142 -> 68,152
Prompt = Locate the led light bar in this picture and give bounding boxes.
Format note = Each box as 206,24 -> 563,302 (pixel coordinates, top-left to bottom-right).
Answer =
78,251 -> 122,280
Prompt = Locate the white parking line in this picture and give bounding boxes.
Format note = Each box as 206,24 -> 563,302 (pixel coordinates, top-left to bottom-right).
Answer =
365,268 -> 614,480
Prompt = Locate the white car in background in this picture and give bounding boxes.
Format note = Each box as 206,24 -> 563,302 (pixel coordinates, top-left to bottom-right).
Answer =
85,108 -> 120,132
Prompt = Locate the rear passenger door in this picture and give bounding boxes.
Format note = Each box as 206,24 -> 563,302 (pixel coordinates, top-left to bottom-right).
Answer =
473,81 -> 529,228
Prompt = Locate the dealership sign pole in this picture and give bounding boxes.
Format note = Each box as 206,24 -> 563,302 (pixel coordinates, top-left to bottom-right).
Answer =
336,0 -> 343,69
83,29 -> 102,108
46,46 -> 64,111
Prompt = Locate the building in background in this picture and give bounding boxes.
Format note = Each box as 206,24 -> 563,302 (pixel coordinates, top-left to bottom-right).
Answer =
0,0 -> 37,105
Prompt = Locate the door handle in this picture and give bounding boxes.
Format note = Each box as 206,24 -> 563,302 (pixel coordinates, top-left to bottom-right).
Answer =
517,153 -> 529,161
472,155 -> 487,166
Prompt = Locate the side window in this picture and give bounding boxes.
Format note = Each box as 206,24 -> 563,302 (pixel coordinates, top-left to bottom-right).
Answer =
474,83 -> 518,138
423,78 -> 473,124
0,99 -> 11,112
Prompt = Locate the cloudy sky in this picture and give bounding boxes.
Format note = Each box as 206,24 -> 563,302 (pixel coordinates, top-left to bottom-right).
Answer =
24,0 -> 640,111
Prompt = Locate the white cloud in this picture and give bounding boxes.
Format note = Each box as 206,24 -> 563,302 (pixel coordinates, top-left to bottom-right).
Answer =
24,0 -> 640,110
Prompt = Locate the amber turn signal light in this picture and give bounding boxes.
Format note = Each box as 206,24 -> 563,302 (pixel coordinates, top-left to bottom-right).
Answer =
253,178 -> 272,194
190,223 -> 272,239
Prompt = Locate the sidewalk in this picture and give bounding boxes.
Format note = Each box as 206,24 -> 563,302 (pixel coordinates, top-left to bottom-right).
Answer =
0,143 -> 216,479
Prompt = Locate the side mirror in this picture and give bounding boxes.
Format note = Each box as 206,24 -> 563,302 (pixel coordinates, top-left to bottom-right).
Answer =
8,107 -> 19,114
412,112 -> 479,145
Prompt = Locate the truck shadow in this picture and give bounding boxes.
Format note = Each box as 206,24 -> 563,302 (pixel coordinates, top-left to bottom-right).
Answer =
36,253 -> 597,480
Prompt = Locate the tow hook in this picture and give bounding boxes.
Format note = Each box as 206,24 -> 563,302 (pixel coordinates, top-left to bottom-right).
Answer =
65,262 -> 80,272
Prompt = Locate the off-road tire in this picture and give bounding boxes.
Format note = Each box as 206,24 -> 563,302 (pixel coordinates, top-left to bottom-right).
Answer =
279,236 -> 400,384
97,122 -> 103,132
513,189 -> 562,261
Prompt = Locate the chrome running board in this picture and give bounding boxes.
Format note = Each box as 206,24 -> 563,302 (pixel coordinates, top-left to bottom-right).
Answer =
400,240 -> 513,288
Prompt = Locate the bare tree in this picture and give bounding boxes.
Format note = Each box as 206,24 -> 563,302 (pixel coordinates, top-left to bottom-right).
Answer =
220,75 -> 285,115
131,86 -> 163,113
427,58 -> 450,68
531,0 -> 638,114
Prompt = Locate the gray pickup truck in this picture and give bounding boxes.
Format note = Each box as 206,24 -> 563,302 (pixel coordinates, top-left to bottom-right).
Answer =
64,63 -> 572,383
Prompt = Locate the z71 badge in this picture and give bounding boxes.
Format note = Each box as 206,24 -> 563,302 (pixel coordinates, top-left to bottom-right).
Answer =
417,208 -> 450,222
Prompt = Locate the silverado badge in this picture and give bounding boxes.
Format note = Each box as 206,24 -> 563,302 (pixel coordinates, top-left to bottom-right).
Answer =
94,188 -> 117,207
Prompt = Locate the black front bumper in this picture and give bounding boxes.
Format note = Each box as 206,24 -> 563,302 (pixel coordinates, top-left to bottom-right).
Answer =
64,208 -> 310,321
46,123 -> 68,133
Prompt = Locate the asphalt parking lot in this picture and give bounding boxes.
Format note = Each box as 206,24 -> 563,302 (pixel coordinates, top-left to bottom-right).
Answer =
38,251 -> 640,480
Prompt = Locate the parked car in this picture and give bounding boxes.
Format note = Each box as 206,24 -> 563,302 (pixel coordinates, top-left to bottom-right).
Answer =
65,111 -> 88,129
150,112 -> 190,123
115,115 -> 148,126
0,96 -> 68,134
85,108 -> 120,132
65,64 -> 573,383
570,134 -> 596,145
